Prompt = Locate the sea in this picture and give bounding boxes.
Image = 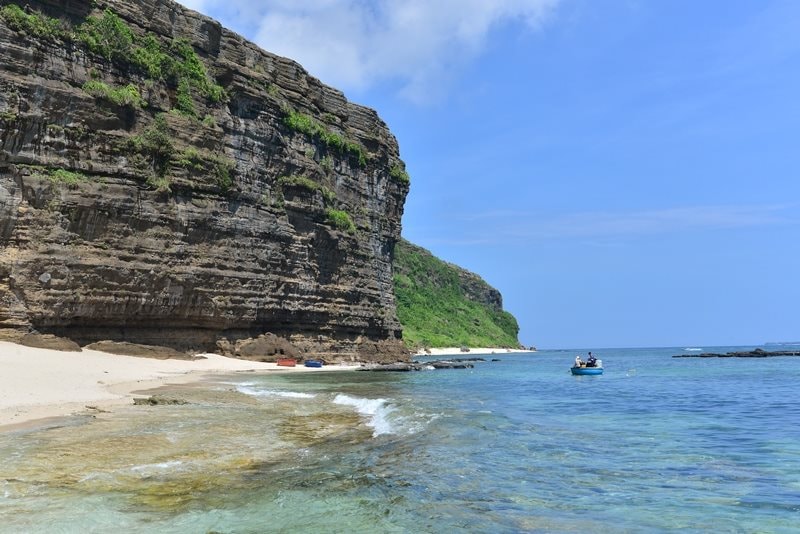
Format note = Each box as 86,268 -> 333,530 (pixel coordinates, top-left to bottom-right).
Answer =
1,346 -> 799,533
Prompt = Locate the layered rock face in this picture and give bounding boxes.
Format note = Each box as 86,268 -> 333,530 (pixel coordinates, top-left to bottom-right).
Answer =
0,0 -> 410,361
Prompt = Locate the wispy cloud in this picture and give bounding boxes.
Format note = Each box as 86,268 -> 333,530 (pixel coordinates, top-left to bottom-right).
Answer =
178,0 -> 560,103
450,204 -> 799,242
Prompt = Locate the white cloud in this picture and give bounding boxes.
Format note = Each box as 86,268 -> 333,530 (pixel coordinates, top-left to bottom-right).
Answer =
179,0 -> 560,102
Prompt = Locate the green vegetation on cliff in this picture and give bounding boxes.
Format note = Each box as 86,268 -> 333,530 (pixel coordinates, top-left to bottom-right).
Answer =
393,239 -> 520,349
1,5 -> 226,107
283,109 -> 367,167
82,80 -> 145,108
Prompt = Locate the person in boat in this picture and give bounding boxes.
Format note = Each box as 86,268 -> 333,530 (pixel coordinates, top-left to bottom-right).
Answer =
574,355 -> 584,368
586,352 -> 597,367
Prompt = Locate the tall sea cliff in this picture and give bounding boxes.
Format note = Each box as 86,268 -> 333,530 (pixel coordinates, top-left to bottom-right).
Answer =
0,0 -> 410,361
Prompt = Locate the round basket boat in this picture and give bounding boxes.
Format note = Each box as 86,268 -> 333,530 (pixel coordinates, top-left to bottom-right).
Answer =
570,366 -> 603,375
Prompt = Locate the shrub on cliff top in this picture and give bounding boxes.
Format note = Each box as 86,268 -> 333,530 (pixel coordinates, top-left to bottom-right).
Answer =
76,9 -> 225,105
77,9 -> 134,62
4,4 -> 226,110
0,4 -> 69,40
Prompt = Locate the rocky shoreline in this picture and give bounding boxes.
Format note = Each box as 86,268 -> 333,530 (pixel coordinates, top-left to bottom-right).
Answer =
360,357 -> 501,371
672,348 -> 800,358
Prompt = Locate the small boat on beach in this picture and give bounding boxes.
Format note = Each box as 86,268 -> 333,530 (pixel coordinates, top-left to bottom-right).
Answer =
304,360 -> 323,368
276,358 -> 296,367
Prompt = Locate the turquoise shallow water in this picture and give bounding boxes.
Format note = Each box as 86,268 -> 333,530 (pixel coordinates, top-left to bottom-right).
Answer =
1,346 -> 799,533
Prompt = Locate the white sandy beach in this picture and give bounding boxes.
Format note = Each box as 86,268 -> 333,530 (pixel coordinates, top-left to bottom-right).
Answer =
0,341 -> 534,430
0,341 -> 360,429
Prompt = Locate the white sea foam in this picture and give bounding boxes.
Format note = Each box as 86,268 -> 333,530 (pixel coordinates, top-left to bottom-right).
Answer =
333,394 -> 396,436
129,460 -> 184,472
236,385 -> 316,399
684,348 -> 703,351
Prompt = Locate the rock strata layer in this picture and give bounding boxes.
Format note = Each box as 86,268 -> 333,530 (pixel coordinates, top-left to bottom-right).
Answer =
0,0 -> 410,362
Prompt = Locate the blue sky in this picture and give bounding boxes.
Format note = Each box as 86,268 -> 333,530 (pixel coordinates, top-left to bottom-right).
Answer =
179,0 -> 800,349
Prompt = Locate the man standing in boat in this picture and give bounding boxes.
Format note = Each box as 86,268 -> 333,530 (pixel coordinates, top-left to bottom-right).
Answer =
586,352 -> 597,367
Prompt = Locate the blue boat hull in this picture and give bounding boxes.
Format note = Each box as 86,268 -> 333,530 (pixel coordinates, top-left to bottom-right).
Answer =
304,360 -> 323,368
571,366 -> 603,375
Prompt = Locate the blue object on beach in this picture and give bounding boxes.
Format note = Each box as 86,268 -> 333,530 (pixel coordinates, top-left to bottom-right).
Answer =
304,360 -> 323,368
571,365 -> 603,375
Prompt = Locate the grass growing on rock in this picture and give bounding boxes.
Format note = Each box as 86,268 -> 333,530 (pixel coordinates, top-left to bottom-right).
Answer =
2,5 -> 226,108
277,175 -> 335,205
25,166 -> 90,187
283,109 -> 367,168
48,169 -> 89,185
129,114 -> 174,175
82,80 -> 145,108
325,209 -> 356,234
0,4 -> 69,39
389,164 -> 410,185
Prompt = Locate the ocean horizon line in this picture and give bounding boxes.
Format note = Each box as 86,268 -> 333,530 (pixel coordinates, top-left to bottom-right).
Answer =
529,342 -> 787,352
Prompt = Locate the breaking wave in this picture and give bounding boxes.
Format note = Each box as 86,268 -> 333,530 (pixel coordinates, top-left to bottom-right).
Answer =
236,384 -> 316,399
333,394 -> 396,436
